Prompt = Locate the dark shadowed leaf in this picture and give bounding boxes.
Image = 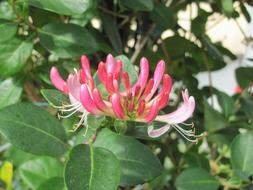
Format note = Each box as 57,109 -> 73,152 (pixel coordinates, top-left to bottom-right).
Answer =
93,129 -> 163,186
150,3 -> 176,30
204,101 -> 226,132
0,103 -> 67,156
64,144 -> 120,190
215,90 -> 235,118
235,67 -> 253,88
101,13 -> 123,53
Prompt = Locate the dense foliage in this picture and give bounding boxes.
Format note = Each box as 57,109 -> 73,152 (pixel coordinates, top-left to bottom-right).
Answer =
0,0 -> 253,189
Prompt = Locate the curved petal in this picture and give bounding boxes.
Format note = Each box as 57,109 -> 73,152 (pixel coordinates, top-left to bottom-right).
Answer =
50,67 -> 68,94
155,91 -> 195,124
147,125 -> 171,138
146,60 -> 165,99
111,93 -> 125,119
114,59 -> 122,80
131,57 -> 149,92
92,88 -> 108,111
106,54 -> 115,74
67,73 -> 81,101
80,84 -> 100,114
81,55 -> 91,78
145,100 -> 159,122
98,62 -> 107,85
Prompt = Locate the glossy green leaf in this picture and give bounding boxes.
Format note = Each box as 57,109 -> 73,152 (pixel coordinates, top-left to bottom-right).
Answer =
20,157 -> 64,189
41,89 -> 69,107
204,101 -> 226,132
0,19 -> 17,42
38,23 -> 98,58
0,37 -> 33,76
93,129 -> 163,186
175,168 -> 219,190
119,0 -> 154,11
29,0 -> 92,16
64,144 -> 120,190
0,103 -> 67,156
0,78 -> 23,109
231,132 -> 253,178
37,177 -> 66,190
235,67 -> 253,88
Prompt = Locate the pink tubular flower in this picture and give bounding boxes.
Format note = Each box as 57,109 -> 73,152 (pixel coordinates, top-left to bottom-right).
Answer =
50,54 -> 201,142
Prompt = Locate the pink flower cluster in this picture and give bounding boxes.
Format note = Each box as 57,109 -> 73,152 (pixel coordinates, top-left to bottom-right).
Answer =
50,54 -> 200,141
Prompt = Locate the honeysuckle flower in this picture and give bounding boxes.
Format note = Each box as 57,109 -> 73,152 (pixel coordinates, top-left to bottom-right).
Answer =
50,54 -> 201,142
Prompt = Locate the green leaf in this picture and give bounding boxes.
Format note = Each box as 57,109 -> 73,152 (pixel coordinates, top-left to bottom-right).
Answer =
41,89 -> 69,107
64,144 -> 120,190
37,177 -> 66,190
235,67 -> 253,88
215,90 -> 235,118
0,78 -> 23,109
162,35 -> 198,60
191,10 -> 210,36
204,101 -> 226,132
119,0 -> 154,11
231,132 -> 253,178
74,114 -> 105,145
240,3 -> 251,22
0,1 -> 16,20
93,129 -> 163,186
38,23 -> 98,58
101,13 -> 123,53
29,0 -> 92,16
115,55 -> 138,87
150,3 -> 176,30
221,0 -> 234,17
0,19 -> 17,42
0,103 -> 67,156
175,168 -> 219,190
0,37 -> 33,77
93,54 -> 138,98
20,157 -> 64,189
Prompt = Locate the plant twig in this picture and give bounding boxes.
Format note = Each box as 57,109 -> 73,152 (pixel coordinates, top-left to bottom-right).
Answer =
130,24 -> 155,63
202,52 -> 214,106
99,6 -> 128,19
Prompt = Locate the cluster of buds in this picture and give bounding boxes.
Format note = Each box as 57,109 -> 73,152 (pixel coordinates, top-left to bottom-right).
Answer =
50,54 -> 201,142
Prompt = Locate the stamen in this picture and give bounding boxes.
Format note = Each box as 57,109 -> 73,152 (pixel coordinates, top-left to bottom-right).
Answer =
52,101 -> 80,109
171,123 -> 203,142
58,107 -> 80,118
70,112 -> 88,132
60,104 -> 82,112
